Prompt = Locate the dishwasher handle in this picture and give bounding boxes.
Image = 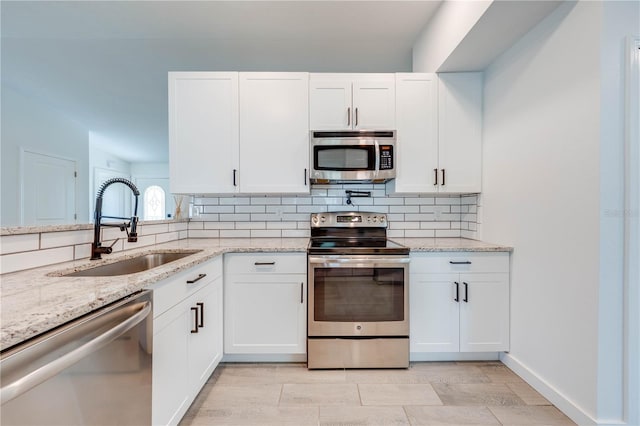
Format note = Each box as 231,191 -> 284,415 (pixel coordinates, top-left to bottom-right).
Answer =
0,300 -> 151,405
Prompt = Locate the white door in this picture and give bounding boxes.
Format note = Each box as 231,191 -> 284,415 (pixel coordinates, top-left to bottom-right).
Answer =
459,273 -> 510,352
438,73 -> 482,193
21,150 -> 77,226
169,72 -> 239,194
410,273 -> 460,353
225,274 -> 306,354
93,168 -> 130,220
394,73 -> 439,193
309,76 -> 352,130
352,77 -> 396,129
135,177 -> 172,221
239,72 -> 310,193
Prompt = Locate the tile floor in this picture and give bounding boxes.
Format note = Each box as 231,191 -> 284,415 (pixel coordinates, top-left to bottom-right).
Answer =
179,361 -> 576,425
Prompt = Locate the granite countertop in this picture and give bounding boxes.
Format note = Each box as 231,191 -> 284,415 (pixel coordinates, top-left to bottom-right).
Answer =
0,237 -> 511,351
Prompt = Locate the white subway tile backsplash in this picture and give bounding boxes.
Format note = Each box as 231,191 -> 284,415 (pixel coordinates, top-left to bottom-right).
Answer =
387,230 -> 405,238
390,205 -> 419,214
0,234 -> 40,255
235,205 -> 266,213
204,222 -> 235,230
74,243 -> 92,260
219,213 -> 250,222
251,197 -> 282,205
436,197 -> 461,205
373,197 -> 404,206
220,197 -> 250,205
297,205 -> 327,213
204,205 -> 234,214
39,230 -> 93,250
156,232 -> 180,244
220,230 -> 251,238
404,229 -> 435,238
189,229 -> 220,238
250,230 -> 282,238
235,222 -> 266,230
435,229 -> 462,238
405,213 -> 435,221
405,197 -> 434,205
421,221 -> 452,230
188,221 -> 205,230
282,229 -> 310,238
266,205 -> 297,213
281,197 -> 312,205
266,222 -> 297,230
390,222 -> 419,230
1,246 -> 74,274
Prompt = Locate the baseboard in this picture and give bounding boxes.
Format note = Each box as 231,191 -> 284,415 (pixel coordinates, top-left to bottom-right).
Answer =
222,353 -> 307,363
410,352 -> 501,362
500,353 -> 598,425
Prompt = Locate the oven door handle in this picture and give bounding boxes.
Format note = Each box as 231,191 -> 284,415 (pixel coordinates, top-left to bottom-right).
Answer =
308,256 -> 410,266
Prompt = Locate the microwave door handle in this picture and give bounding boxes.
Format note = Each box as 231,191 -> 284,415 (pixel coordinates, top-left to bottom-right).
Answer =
374,141 -> 380,177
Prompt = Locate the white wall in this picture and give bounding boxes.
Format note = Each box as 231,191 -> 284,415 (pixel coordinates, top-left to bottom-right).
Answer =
1,86 -> 90,226
482,1 -> 636,424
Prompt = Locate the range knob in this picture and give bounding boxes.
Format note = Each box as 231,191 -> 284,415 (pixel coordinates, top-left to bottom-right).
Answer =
366,216 -> 372,223
379,216 -> 386,223
312,215 -> 319,224
373,216 -> 378,223
320,216 -> 326,223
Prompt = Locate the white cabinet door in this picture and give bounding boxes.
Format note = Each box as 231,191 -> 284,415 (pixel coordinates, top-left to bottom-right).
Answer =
152,303 -> 190,426
169,72 -> 239,194
438,72 -> 482,194
459,273 -> 510,352
188,276 -> 224,393
309,77 -> 352,130
239,73 -> 310,193
393,73 -> 439,193
309,74 -> 395,130
410,273 -> 460,352
225,274 -> 306,354
352,78 -> 396,130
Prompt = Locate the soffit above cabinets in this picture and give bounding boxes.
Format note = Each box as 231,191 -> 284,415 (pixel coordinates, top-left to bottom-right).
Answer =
438,1 -> 564,72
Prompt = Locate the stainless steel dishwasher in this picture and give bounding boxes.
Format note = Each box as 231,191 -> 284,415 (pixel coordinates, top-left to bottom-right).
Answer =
0,290 -> 152,425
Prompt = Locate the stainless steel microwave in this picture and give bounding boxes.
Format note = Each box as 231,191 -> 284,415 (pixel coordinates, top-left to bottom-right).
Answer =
309,130 -> 396,183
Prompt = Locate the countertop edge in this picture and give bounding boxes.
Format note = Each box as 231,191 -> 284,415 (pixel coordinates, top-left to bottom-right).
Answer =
1,237 -> 511,350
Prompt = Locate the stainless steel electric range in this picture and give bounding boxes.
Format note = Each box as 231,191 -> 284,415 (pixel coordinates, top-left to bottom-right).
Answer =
307,211 -> 410,369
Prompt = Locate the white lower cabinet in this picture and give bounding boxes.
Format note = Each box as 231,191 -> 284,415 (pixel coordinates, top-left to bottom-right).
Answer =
410,252 -> 510,354
224,253 -> 307,356
150,257 -> 223,426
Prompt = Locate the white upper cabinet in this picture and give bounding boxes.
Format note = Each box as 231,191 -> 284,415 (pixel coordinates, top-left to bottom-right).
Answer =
309,74 -> 396,130
392,72 -> 482,194
169,72 -> 239,194
438,72 -> 483,194
239,72 -> 310,194
394,73 -> 439,193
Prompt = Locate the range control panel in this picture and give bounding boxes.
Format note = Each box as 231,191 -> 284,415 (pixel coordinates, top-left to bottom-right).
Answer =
310,212 -> 387,228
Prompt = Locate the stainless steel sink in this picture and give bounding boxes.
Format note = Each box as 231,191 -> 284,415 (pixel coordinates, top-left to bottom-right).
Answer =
65,251 -> 201,277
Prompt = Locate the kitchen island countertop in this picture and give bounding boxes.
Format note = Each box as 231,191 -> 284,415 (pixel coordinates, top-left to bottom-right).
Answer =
1,237 -> 510,351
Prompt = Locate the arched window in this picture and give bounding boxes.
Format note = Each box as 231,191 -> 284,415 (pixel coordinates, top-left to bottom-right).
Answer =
143,185 -> 165,221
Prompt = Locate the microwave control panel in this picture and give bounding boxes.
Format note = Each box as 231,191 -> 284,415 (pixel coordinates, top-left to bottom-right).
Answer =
379,145 -> 394,170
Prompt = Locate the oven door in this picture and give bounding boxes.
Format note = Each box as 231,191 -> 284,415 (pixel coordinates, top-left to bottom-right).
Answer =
308,255 -> 409,337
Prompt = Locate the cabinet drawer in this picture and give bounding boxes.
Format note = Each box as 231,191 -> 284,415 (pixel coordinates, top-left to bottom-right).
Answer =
152,257 -> 223,317
225,253 -> 306,275
410,252 -> 509,274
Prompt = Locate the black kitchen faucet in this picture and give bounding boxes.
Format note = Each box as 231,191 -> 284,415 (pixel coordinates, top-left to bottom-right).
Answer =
91,178 -> 140,260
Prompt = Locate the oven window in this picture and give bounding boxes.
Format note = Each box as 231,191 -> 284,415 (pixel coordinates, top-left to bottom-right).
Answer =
313,267 -> 404,322
314,146 -> 375,170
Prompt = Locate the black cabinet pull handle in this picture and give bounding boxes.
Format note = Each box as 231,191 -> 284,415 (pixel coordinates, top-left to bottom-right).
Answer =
233,169 -> 237,186
254,261 -> 276,266
434,169 -> 438,186
304,168 -> 308,186
187,273 -> 207,284
355,107 -> 359,126
190,307 -> 199,333
449,261 -> 472,265
347,107 -> 351,126
197,302 -> 204,327
454,282 -> 459,302
463,282 -> 469,303
300,282 -> 304,304
441,169 -> 446,186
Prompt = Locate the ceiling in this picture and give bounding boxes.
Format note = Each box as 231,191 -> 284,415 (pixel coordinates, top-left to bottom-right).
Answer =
1,1 -> 443,163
